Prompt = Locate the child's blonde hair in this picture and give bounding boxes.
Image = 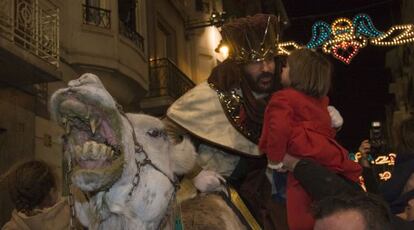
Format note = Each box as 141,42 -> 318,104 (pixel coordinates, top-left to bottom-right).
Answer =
287,48 -> 332,98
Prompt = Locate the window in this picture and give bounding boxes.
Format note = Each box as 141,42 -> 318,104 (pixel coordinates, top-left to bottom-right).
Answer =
84,0 -> 109,8
118,0 -> 144,51
118,0 -> 136,29
83,0 -> 111,28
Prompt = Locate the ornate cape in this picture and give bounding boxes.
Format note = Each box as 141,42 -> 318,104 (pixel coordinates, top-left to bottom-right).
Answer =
166,81 -> 262,157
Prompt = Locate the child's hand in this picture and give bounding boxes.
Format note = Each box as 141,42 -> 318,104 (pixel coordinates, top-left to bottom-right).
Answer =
328,106 -> 343,129
282,154 -> 300,172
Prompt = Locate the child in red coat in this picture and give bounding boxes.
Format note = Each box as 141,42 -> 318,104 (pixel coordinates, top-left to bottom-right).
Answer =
259,48 -> 362,230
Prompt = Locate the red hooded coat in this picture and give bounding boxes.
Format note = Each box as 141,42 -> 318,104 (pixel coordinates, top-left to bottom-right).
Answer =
259,88 -> 362,230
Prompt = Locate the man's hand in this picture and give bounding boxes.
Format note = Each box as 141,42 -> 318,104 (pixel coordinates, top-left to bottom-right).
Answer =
358,139 -> 371,167
358,139 -> 371,155
328,106 -> 343,129
192,169 -> 226,193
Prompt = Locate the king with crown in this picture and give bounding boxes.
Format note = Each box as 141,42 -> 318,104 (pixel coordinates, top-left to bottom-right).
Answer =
164,14 -> 343,229
164,14 -> 288,229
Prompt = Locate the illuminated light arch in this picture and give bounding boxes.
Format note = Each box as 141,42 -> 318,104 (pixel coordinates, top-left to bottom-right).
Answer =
278,13 -> 414,64
306,21 -> 332,49
370,24 -> 414,46
277,41 -> 303,55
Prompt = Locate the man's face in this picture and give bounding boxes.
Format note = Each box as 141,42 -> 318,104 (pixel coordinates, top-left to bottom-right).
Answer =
243,58 -> 276,94
314,210 -> 366,230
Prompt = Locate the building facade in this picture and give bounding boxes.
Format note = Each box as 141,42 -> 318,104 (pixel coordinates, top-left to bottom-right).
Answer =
384,0 -> 414,146
0,0 -> 224,224
0,0 -> 61,224
0,0 -> 288,225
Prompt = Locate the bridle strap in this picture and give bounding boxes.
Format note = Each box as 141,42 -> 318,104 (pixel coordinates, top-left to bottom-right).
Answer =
116,104 -> 179,197
117,106 -> 180,230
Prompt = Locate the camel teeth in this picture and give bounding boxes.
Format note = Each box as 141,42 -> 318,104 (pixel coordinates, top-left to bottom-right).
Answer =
65,121 -> 71,134
75,145 -> 82,158
86,107 -> 90,119
105,146 -> 111,157
61,116 -> 67,125
90,118 -> 96,134
90,142 -> 97,159
82,141 -> 91,155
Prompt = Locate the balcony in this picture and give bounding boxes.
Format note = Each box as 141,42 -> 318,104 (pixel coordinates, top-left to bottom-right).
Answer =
141,58 -> 195,116
82,4 -> 111,29
0,0 -> 59,67
119,20 -> 144,52
0,0 -> 60,88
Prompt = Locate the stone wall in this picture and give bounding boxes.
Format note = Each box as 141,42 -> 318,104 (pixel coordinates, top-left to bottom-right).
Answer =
384,0 -> 414,146
0,88 -> 36,226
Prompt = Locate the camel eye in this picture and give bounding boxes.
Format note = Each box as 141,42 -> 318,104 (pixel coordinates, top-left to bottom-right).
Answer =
147,128 -> 164,138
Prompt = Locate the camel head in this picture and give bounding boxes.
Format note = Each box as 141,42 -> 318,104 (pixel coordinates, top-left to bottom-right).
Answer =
50,74 -> 196,229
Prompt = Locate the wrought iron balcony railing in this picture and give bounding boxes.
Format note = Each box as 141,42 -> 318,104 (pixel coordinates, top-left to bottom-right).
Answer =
119,20 -> 144,52
82,4 -> 111,29
0,0 -> 59,67
148,58 -> 195,99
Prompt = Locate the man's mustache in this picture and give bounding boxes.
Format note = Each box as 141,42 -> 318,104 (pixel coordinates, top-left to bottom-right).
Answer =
256,72 -> 275,82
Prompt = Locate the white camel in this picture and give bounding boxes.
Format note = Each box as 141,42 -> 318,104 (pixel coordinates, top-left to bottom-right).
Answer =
50,73 -> 247,230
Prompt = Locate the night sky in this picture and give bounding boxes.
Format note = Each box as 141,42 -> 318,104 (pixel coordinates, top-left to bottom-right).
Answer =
281,0 -> 399,150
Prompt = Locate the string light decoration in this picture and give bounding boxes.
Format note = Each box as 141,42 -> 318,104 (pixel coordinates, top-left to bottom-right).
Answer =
322,36 -> 368,64
350,152 -> 396,182
331,18 -> 355,38
277,41 -> 302,55
353,14 -> 382,38
318,15 -> 373,63
279,13 -> 414,64
379,171 -> 392,181
330,41 -> 361,64
306,21 -> 332,49
370,24 -> 414,46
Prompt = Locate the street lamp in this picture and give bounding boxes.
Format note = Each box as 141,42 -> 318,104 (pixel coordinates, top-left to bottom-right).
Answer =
185,10 -> 227,31
214,40 -> 230,61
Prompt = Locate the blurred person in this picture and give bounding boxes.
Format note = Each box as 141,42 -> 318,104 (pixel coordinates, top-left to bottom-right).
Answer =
313,192 -> 393,230
356,118 -> 414,216
283,153 -> 414,229
1,160 -> 71,230
164,14 -> 286,229
381,117 -> 414,222
165,14 -> 344,229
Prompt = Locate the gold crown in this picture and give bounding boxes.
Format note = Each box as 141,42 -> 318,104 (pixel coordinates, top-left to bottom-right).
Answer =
220,14 -> 280,62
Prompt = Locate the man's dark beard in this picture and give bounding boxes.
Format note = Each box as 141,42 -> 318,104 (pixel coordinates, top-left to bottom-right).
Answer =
245,72 -> 276,94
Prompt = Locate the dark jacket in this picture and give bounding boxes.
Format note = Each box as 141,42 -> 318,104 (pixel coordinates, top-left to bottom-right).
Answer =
293,159 -> 414,230
380,153 -> 414,214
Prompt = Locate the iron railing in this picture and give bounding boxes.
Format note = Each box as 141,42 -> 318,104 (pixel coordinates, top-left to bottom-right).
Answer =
148,58 -> 195,99
0,0 -> 59,67
82,4 -> 111,29
119,20 -> 144,52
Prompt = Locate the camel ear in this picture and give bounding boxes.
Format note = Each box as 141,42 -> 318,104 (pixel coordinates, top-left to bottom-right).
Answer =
170,136 -> 197,175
